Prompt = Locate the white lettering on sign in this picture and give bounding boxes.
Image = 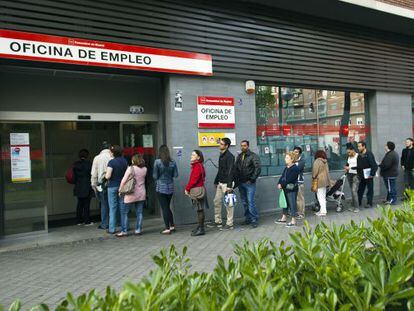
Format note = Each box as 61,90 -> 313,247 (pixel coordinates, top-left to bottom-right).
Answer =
197,96 -> 235,129
0,30 -> 213,76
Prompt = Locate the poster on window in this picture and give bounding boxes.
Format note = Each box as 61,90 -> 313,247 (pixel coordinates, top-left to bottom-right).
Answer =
10,145 -> 32,183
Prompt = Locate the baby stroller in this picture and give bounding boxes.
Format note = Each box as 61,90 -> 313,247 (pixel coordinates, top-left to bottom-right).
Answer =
312,174 -> 347,213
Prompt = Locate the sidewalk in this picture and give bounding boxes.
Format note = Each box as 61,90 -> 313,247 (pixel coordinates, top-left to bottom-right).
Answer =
0,203 -> 385,309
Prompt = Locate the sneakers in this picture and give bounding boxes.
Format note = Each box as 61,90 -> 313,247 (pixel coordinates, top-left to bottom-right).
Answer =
315,212 -> 327,217
84,222 -> 94,226
134,230 -> 142,235
207,222 -> 222,228
115,231 -> 128,237
295,214 -> 305,220
220,225 -> 234,231
353,208 -> 360,213
286,222 -> 296,228
161,229 -> 171,235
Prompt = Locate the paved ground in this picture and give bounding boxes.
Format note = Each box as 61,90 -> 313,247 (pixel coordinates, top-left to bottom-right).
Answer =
0,204 -> 383,309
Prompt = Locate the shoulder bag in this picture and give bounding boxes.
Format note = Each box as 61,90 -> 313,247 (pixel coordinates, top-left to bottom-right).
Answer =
119,166 -> 136,195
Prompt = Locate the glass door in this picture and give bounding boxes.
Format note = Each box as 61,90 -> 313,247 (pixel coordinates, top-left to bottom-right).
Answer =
120,122 -> 158,217
0,122 -> 47,236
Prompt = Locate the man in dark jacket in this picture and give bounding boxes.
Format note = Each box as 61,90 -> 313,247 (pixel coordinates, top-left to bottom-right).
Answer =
212,138 -> 235,230
357,141 -> 378,208
234,140 -> 261,228
401,138 -> 414,192
379,141 -> 399,205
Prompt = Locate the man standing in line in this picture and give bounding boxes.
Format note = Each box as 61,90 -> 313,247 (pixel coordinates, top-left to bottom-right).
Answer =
401,138 -> 414,196
344,144 -> 360,213
234,140 -> 261,228
212,138 -> 235,230
379,141 -> 399,205
91,141 -> 112,230
357,141 -> 378,209
293,146 -> 306,219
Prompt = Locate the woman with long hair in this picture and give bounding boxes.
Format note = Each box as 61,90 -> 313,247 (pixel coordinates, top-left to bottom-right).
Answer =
118,154 -> 147,237
153,145 -> 178,235
312,150 -> 331,216
185,150 -> 207,236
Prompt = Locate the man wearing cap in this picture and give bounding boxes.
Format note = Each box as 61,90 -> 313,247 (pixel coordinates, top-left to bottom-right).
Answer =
91,141 -> 113,229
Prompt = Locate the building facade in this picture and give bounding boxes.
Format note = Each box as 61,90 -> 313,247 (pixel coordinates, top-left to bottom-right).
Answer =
0,0 -> 413,236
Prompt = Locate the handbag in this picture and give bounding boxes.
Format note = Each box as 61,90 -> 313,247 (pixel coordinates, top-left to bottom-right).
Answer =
189,186 -> 206,199
119,166 -> 136,195
311,178 -> 318,193
278,189 -> 287,209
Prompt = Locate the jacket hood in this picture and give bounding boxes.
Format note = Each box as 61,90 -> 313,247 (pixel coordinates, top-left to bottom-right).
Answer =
317,158 -> 328,164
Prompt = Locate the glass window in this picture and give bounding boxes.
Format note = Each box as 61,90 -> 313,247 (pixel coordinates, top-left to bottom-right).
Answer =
256,86 -> 368,176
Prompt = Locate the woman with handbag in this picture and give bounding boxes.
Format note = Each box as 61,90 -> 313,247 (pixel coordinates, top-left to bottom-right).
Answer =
118,154 -> 147,237
312,150 -> 331,217
275,152 -> 300,227
185,150 -> 207,236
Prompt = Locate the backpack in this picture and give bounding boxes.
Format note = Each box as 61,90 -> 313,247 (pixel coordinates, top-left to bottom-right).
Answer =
65,166 -> 75,184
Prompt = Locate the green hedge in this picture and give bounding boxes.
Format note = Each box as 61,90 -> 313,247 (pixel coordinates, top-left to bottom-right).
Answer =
4,194 -> 414,310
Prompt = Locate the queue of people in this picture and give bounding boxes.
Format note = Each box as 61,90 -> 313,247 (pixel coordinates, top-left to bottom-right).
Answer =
69,137 -> 413,237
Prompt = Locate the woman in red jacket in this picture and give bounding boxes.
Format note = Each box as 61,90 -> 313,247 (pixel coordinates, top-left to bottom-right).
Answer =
185,150 -> 207,236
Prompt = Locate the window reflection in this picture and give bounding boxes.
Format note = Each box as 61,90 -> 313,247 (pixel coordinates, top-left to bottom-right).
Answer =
256,86 -> 367,176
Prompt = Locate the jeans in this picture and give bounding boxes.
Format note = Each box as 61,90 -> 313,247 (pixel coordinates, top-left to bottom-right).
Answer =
76,197 -> 91,224
239,182 -> 258,224
347,174 -> 360,210
283,190 -> 298,217
107,187 -> 124,233
317,187 -> 327,214
404,169 -> 414,190
96,189 -> 109,229
358,177 -> 374,207
121,201 -> 145,233
157,193 -> 174,229
383,177 -> 397,203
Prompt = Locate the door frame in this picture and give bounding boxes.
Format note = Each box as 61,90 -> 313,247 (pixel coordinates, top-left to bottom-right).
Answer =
0,120 -> 48,237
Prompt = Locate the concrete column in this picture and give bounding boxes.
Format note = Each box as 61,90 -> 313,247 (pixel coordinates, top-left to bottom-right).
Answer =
367,91 -> 412,197
164,76 -> 256,225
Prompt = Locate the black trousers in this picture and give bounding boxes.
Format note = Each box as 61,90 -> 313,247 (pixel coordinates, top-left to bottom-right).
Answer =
77,197 -> 91,224
358,177 -> 374,206
157,193 -> 174,229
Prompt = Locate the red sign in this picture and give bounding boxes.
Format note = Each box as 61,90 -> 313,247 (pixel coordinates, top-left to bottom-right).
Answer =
0,29 -> 213,76
197,96 -> 235,129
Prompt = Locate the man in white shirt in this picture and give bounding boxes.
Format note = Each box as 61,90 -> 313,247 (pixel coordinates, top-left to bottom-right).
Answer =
91,141 -> 112,229
344,144 -> 359,213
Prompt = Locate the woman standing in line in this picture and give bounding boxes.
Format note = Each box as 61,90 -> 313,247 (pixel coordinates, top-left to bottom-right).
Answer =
105,145 -> 128,234
312,150 -> 331,217
153,145 -> 178,235
118,154 -> 147,237
73,149 -> 94,225
185,150 -> 208,236
275,152 -> 300,227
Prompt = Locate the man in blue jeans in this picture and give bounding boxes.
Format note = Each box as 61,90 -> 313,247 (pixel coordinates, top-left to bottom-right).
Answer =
234,140 -> 261,228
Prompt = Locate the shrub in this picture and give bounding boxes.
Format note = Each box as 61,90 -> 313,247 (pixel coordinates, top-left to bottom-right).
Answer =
4,195 -> 414,310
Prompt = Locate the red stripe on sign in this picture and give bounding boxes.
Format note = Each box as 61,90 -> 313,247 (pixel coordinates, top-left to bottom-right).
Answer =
0,53 -> 213,76
0,29 -> 212,61
197,96 -> 234,106
198,123 -> 235,128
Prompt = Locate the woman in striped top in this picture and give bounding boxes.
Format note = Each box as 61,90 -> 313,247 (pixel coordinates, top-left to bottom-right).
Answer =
153,145 -> 178,235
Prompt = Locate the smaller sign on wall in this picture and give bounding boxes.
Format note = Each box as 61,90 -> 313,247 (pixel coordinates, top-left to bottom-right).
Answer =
198,132 -> 236,147
197,96 -> 235,129
10,133 -> 31,183
142,134 -> 153,148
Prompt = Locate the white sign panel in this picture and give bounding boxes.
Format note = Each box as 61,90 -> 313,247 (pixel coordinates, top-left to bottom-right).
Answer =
0,29 -> 213,76
197,96 -> 235,129
10,133 -> 29,145
142,135 -> 153,148
10,146 -> 31,183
